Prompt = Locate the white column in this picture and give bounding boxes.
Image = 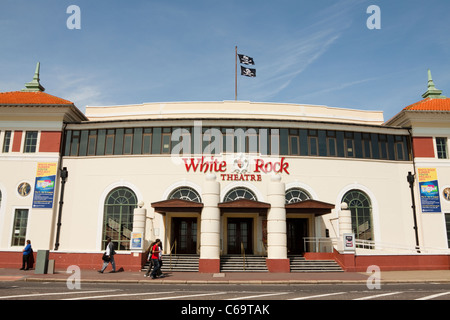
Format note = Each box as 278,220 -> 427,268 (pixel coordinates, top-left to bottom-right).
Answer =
200,174 -> 221,259
267,175 -> 287,259
338,202 -> 352,251
132,201 -> 146,251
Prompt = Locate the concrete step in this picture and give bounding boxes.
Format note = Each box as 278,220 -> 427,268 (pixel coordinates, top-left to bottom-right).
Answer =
220,255 -> 268,272
289,255 -> 343,272
142,254 -> 199,272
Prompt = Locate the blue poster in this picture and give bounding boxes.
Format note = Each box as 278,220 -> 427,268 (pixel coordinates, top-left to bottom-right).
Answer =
418,168 -> 441,213
32,163 -> 57,209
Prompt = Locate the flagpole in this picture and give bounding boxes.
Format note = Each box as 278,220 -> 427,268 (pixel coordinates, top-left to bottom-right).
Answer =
235,46 -> 237,101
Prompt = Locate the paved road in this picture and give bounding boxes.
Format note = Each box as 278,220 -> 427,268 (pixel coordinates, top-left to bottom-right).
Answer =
1,281 -> 449,301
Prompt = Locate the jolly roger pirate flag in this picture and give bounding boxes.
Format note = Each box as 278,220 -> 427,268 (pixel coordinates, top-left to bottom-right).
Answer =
241,66 -> 256,77
238,54 -> 255,65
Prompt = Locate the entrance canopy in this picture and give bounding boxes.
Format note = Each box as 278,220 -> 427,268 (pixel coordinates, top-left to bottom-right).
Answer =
151,199 -> 203,213
285,199 -> 334,215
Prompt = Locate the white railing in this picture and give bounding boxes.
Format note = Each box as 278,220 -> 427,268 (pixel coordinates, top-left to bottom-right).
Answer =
354,239 -> 450,255
303,237 -> 450,255
303,237 -> 337,253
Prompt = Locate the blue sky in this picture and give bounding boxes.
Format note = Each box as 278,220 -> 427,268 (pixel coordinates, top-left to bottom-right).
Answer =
1,0 -> 450,121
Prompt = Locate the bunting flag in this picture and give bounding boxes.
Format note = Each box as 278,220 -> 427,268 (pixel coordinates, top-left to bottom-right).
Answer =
241,66 -> 256,77
238,54 -> 255,65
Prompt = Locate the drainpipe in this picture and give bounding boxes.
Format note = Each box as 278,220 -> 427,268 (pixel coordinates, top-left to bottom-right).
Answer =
407,128 -> 420,253
54,123 -> 68,251
407,172 -> 420,253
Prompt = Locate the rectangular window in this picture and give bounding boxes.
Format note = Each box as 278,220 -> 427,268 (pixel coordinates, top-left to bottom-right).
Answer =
247,128 -> 258,154
270,128 -> 280,156
222,128 -> 234,154
105,129 -> 115,155
78,130 -> 88,156
152,128 -> 162,154
123,128 -> 133,155
436,137 -> 448,159
299,129 -> 308,156
289,129 -> 299,156
87,130 -> 97,156
308,130 -> 318,156
70,130 -> 80,156
354,132 -> 363,158
64,130 -> 72,156
344,132 -> 354,157
362,133 -> 372,158
161,128 -> 171,154
379,134 -> 388,159
11,209 -> 29,247
259,128 -> 270,155
280,128 -> 289,155
114,128 -> 124,155
2,131 -> 11,153
23,131 -> 38,153
132,128 -> 143,155
142,128 -> 152,154
318,130 -> 327,156
387,135 -> 395,160
394,135 -> 406,161
202,128 -> 211,154
371,133 -> 380,159
326,131 -> 336,157
96,129 -> 106,156
336,131 -> 345,157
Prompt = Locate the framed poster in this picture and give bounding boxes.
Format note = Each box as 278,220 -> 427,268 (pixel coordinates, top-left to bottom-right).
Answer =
418,168 -> 441,213
130,232 -> 143,250
32,163 -> 57,209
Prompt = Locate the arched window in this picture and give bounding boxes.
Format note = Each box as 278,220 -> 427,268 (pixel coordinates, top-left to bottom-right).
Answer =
102,187 -> 137,250
342,190 -> 373,241
168,187 -> 201,203
285,188 -> 311,204
224,187 -> 257,202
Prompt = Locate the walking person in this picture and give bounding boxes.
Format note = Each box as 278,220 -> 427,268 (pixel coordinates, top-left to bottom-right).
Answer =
157,242 -> 165,278
144,241 -> 156,277
149,239 -> 161,279
20,240 -> 32,270
98,237 -> 116,273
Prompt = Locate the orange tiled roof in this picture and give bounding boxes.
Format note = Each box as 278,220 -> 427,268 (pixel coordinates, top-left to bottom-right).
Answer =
0,91 -> 73,105
404,97 -> 450,111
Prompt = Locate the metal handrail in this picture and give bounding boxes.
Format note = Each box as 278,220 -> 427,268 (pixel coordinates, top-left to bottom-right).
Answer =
241,242 -> 246,271
169,240 -> 177,271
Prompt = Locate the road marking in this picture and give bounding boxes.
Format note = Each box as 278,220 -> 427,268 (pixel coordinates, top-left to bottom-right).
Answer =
62,291 -> 176,300
0,289 -> 119,300
416,291 -> 450,300
353,292 -> 402,300
225,292 -> 290,300
289,292 -> 346,300
149,292 -> 227,300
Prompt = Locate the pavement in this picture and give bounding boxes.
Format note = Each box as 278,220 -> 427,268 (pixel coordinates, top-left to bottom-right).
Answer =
1,267 -> 450,284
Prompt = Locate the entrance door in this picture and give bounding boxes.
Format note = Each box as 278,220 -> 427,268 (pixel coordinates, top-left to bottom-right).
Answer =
227,218 -> 253,254
287,218 -> 308,255
172,217 -> 197,254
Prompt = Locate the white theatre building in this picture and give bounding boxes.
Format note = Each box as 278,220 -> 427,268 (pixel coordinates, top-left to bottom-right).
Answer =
0,64 -> 449,272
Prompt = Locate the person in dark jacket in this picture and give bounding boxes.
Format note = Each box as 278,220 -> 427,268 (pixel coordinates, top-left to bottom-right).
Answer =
98,237 -> 116,273
20,240 -> 32,270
